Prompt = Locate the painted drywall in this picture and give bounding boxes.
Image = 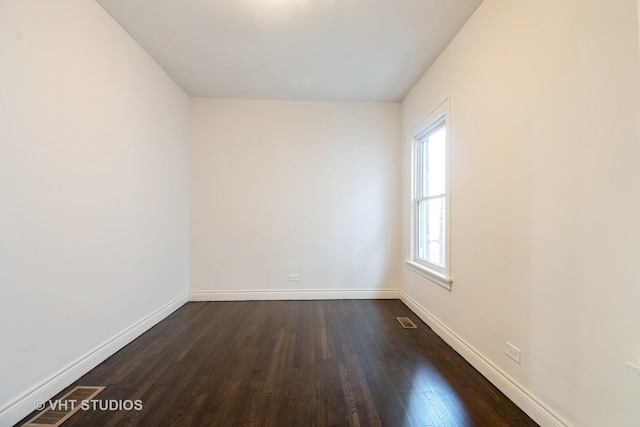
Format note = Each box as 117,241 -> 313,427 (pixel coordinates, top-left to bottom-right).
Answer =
401,0 -> 640,426
0,0 -> 189,421
190,99 -> 401,298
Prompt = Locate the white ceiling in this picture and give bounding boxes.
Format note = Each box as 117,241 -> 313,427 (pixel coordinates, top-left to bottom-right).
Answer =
96,0 -> 482,102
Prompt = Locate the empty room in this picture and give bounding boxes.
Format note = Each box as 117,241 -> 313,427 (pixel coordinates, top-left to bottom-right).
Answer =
1,0 -> 639,426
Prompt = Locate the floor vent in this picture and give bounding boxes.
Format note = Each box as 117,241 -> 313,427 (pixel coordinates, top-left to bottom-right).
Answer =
23,386 -> 105,427
396,317 -> 417,329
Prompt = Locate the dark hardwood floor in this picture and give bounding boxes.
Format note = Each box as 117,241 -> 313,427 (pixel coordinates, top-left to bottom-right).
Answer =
18,300 -> 538,426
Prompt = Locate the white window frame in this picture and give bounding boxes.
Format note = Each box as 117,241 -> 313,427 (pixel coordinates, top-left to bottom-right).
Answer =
406,99 -> 453,290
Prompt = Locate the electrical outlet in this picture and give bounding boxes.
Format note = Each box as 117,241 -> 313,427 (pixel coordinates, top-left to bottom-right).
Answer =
506,342 -> 521,364
289,274 -> 300,282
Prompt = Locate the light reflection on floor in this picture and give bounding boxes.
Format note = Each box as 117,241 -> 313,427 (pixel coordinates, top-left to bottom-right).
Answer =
397,358 -> 477,426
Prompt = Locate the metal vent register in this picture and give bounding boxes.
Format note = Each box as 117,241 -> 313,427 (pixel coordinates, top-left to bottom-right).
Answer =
23,386 -> 105,427
396,317 -> 417,329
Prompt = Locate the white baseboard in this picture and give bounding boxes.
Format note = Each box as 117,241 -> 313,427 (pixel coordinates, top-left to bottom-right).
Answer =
400,291 -> 570,427
2,289 -> 563,426
189,288 -> 401,301
0,292 -> 188,427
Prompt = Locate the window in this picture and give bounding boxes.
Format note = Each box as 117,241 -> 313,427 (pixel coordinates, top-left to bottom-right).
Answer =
406,100 -> 452,290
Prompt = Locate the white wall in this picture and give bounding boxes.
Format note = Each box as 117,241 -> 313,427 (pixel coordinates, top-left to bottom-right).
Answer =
190,99 -> 401,299
0,0 -> 190,423
401,0 -> 640,426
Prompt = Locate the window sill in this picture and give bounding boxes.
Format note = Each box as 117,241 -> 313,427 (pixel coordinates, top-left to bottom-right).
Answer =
405,260 -> 453,291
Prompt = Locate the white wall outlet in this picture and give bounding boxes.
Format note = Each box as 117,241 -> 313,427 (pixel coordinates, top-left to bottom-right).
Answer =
506,341 -> 521,364
289,274 -> 300,282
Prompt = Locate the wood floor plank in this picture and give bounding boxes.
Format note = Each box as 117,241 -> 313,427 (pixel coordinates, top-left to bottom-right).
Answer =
15,300 -> 539,427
